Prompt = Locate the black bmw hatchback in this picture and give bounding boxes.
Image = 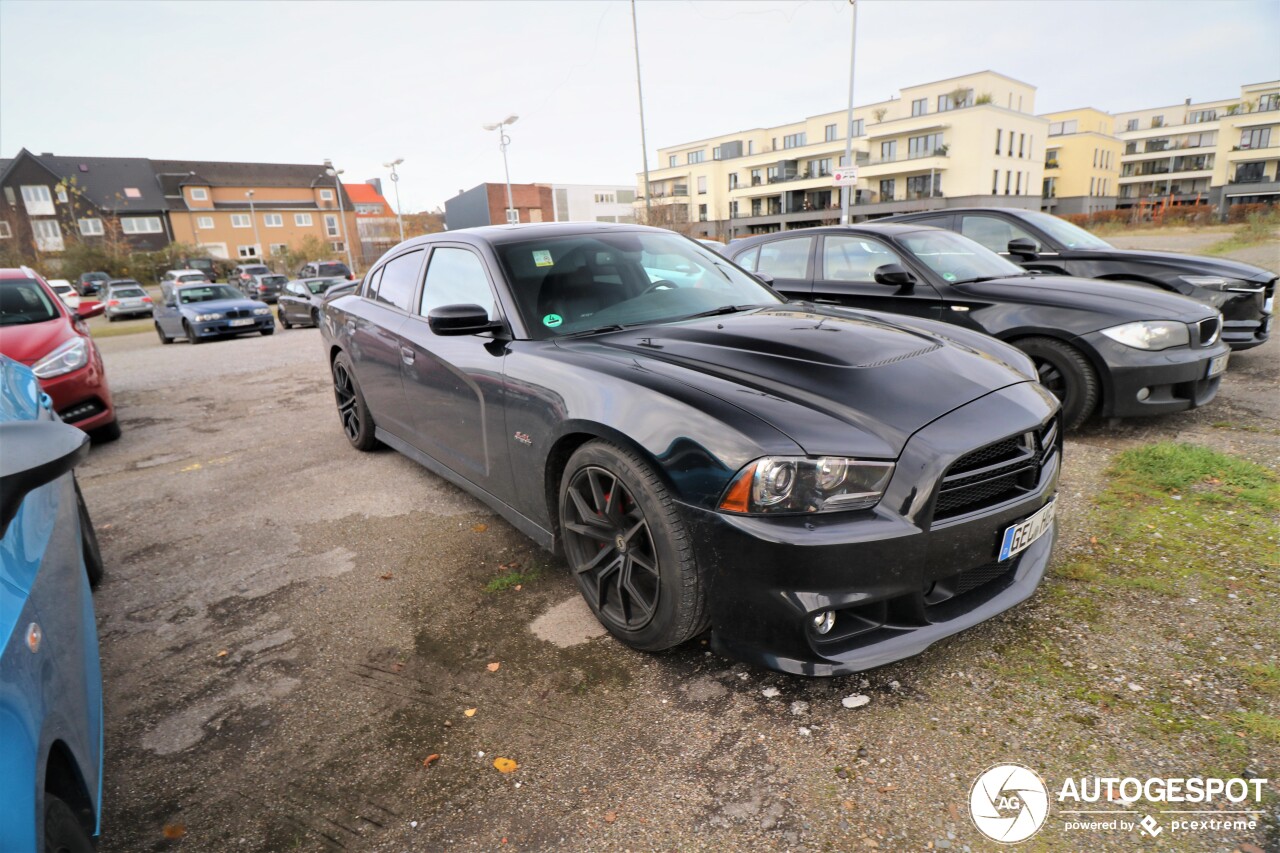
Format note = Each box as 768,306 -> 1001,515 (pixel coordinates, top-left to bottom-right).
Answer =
726,224 -> 1230,430
880,207 -> 1274,351
321,223 -> 1061,675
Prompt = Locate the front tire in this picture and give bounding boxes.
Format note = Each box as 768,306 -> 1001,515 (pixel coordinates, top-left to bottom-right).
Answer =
1017,336 -> 1099,429
559,441 -> 707,651
185,322 -> 202,345
331,351 -> 379,450
279,309 -> 291,329
44,794 -> 94,853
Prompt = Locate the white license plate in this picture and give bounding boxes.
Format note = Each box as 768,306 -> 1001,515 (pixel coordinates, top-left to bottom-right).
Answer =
999,500 -> 1056,562
229,318 -> 255,327
1207,352 -> 1229,378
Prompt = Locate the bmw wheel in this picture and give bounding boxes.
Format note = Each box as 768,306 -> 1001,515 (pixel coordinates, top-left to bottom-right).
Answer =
1017,336 -> 1098,429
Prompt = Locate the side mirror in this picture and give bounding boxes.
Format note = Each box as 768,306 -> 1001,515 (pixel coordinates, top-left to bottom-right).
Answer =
873,264 -> 916,288
77,301 -> 105,320
0,420 -> 89,538
1007,237 -> 1039,258
427,304 -> 503,336
754,272 -> 775,286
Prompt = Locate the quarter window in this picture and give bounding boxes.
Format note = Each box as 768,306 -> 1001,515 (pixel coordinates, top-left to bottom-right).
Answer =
374,249 -> 424,311
754,236 -> 813,279
822,235 -> 905,281
420,247 -> 495,319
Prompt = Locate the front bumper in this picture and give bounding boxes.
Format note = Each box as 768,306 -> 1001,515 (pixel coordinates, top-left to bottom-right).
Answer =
38,355 -> 116,432
687,381 -> 1060,676
1083,331 -> 1230,418
106,306 -> 153,319
190,315 -> 275,337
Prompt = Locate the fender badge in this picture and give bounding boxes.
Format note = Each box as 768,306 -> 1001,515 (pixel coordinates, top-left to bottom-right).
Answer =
514,432 -> 532,446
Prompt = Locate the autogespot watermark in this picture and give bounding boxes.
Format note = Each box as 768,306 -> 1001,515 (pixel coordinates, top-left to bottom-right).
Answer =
968,765 -> 1269,844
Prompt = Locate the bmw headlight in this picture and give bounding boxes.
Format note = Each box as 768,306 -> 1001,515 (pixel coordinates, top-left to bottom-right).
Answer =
1100,320 -> 1189,351
253,307 -> 271,315
719,456 -> 894,514
195,312 -> 222,322
32,337 -> 90,378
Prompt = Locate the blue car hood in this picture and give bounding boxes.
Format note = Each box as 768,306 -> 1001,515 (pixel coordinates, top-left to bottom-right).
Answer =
181,297 -> 267,314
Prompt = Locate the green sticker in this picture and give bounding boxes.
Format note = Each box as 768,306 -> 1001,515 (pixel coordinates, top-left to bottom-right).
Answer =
942,272 -> 958,282
543,313 -> 563,328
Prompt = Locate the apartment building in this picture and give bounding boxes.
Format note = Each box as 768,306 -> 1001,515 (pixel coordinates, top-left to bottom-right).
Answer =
445,182 -> 638,230
549,184 -> 637,223
636,71 -> 1047,239
1039,108 -> 1122,215
1114,80 -> 1280,213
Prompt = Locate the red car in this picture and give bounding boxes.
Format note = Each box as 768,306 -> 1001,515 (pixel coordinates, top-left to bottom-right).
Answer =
0,267 -> 120,440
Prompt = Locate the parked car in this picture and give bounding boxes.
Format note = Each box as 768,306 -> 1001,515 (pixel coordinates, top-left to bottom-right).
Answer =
0,267 -> 120,441
278,277 -> 345,328
47,279 -> 81,309
242,272 -> 288,303
298,260 -> 354,280
153,282 -> 274,345
321,223 -> 1062,675
230,263 -> 271,292
725,224 -> 1230,429
0,355 -> 105,853
879,207 -> 1274,351
174,256 -> 219,282
103,279 -> 154,321
161,269 -> 213,289
75,271 -> 110,297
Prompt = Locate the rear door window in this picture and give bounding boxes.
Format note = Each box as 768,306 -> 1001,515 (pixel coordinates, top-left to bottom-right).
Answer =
755,236 -> 814,279
960,215 -> 1039,254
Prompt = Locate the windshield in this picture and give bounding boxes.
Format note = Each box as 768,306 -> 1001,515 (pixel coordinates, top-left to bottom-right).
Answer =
0,279 -> 61,325
242,266 -> 269,274
306,278 -> 341,294
84,272 -> 109,281
109,280 -> 141,287
1021,210 -> 1113,250
51,284 -> 73,294
178,274 -> 205,283
262,275 -> 287,285
318,263 -> 349,276
494,231 -> 782,340
178,285 -> 242,304
898,229 -> 1027,284
111,287 -> 147,298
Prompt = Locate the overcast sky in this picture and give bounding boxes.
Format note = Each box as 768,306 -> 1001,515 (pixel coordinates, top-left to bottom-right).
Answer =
2,0 -> 1277,212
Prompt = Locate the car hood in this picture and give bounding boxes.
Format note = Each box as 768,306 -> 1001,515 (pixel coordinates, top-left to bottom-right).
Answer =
559,306 -> 1036,457
0,317 -> 75,365
1087,248 -> 1275,283
956,275 -> 1217,325
180,298 -> 267,314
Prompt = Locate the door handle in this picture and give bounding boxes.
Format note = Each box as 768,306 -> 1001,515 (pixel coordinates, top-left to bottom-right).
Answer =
400,346 -> 415,365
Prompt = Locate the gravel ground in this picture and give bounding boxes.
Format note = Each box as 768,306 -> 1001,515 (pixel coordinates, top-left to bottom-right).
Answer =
81,233 -> 1277,852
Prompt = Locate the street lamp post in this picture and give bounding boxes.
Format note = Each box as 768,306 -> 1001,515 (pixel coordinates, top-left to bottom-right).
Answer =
246,190 -> 263,262
840,1 -> 859,225
482,116 -> 519,224
324,160 -> 356,273
384,158 -> 405,242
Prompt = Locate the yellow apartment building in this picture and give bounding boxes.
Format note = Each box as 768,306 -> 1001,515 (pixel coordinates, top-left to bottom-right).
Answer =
636,71 -> 1047,240
1038,108 -> 1122,215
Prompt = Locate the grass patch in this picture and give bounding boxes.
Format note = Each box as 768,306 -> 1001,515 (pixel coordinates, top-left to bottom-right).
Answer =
483,562 -> 542,593
87,318 -> 155,338
1204,210 -> 1280,255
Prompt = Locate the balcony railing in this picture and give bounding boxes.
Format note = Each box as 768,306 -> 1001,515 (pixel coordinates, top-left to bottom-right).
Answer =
866,148 -> 949,166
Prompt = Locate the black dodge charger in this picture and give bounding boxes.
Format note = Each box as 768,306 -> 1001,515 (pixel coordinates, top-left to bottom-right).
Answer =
726,224 -> 1230,430
880,207 -> 1274,351
321,223 -> 1061,675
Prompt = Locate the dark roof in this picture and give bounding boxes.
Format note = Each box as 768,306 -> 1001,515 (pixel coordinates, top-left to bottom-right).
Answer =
210,201 -> 321,211
36,154 -> 169,212
151,159 -> 352,206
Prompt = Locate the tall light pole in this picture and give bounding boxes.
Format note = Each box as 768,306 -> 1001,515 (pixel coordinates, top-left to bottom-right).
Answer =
246,190 -> 263,262
384,158 -> 405,242
840,0 -> 859,225
324,160 -> 356,272
631,0 -> 652,222
482,116 -> 519,224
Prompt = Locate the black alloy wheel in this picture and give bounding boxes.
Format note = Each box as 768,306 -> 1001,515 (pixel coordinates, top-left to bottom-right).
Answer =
331,352 -> 378,450
1018,336 -> 1098,430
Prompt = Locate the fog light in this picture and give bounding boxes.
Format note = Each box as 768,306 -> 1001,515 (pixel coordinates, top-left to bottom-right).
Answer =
812,610 -> 836,635
1136,387 -> 1151,401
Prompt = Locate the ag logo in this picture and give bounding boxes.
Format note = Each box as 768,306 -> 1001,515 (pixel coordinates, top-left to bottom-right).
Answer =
969,764 -> 1049,843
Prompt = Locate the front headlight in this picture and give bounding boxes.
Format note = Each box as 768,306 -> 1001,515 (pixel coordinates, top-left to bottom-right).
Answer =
253,307 -> 271,315
1100,320 -> 1190,351
1179,275 -> 1233,290
195,312 -> 222,322
32,337 -> 90,378
719,456 -> 894,514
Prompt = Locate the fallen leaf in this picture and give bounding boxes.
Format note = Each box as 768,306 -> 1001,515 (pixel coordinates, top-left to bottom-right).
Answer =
842,800 -> 856,811
464,708 -> 477,717
162,823 -> 186,840
514,584 -> 522,591
947,803 -> 960,821
487,662 -> 501,672
472,523 -> 488,532
878,784 -> 897,793
216,649 -> 228,658
380,572 -> 394,580
604,810 -> 618,823
493,757 -> 519,773
500,838 -> 508,845
508,562 -> 520,570
423,754 -> 440,767
1089,536 -> 1098,545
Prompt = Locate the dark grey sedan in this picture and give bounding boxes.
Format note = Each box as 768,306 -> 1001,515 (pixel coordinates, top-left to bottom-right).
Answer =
277,277 -> 346,328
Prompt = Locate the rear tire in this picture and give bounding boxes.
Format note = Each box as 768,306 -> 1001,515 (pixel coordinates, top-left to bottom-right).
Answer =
331,351 -> 379,450
559,441 -> 707,652
1016,336 -> 1099,429
44,793 -> 94,853
155,323 -> 172,344
75,479 -> 104,588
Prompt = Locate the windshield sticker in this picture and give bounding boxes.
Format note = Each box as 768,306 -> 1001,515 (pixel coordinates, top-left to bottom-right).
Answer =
542,313 -> 563,328
942,272 -> 958,282
533,250 -> 554,267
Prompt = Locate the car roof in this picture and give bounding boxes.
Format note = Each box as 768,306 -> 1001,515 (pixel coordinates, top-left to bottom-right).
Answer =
0,267 -> 46,281
167,268 -> 207,276
725,223 -> 940,250
885,207 -> 1039,221
107,279 -> 142,285
388,221 -> 674,253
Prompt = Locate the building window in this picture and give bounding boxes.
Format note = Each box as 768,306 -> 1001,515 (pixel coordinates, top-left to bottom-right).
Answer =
1043,177 -> 1057,198
270,243 -> 288,255
907,133 -> 944,158
937,89 -> 970,112
850,119 -> 864,137
320,189 -> 335,201
698,204 -> 708,222
32,220 -> 64,251
879,140 -> 897,161
729,201 -> 739,218
1258,93 -> 1279,112
668,155 -> 677,168
264,213 -> 284,227
1005,171 -> 1012,195
20,185 -> 54,215
190,187 -> 208,201
1125,118 -> 1139,131
78,218 -> 104,236
123,188 -> 141,198
325,214 -> 340,237
728,173 -> 739,190
1188,109 -> 1216,124
237,245 -> 260,259
1016,172 -> 1022,194
231,214 -> 251,228
3,187 -> 13,205
331,241 -> 346,252
906,174 -> 940,199
120,216 -> 163,234
782,132 -> 806,149
0,222 -> 11,238
879,179 -> 895,201
1019,133 -> 1025,157
824,123 -> 838,141
995,129 -> 1002,154
766,166 -> 779,182
1151,115 -> 1164,128
197,216 -> 214,229
1240,127 -> 1271,150
750,168 -> 762,186
993,170 -> 999,195
911,98 -> 928,117
751,198 -> 762,216
808,158 -> 832,177
1047,120 -> 1078,136
55,186 -> 69,203
688,150 -> 705,164
295,213 -> 313,226
1045,148 -> 1059,168
697,176 -> 707,195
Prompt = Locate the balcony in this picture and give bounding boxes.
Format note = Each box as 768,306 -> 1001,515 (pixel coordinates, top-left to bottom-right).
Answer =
1044,159 -> 1059,169
866,147 -> 949,167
